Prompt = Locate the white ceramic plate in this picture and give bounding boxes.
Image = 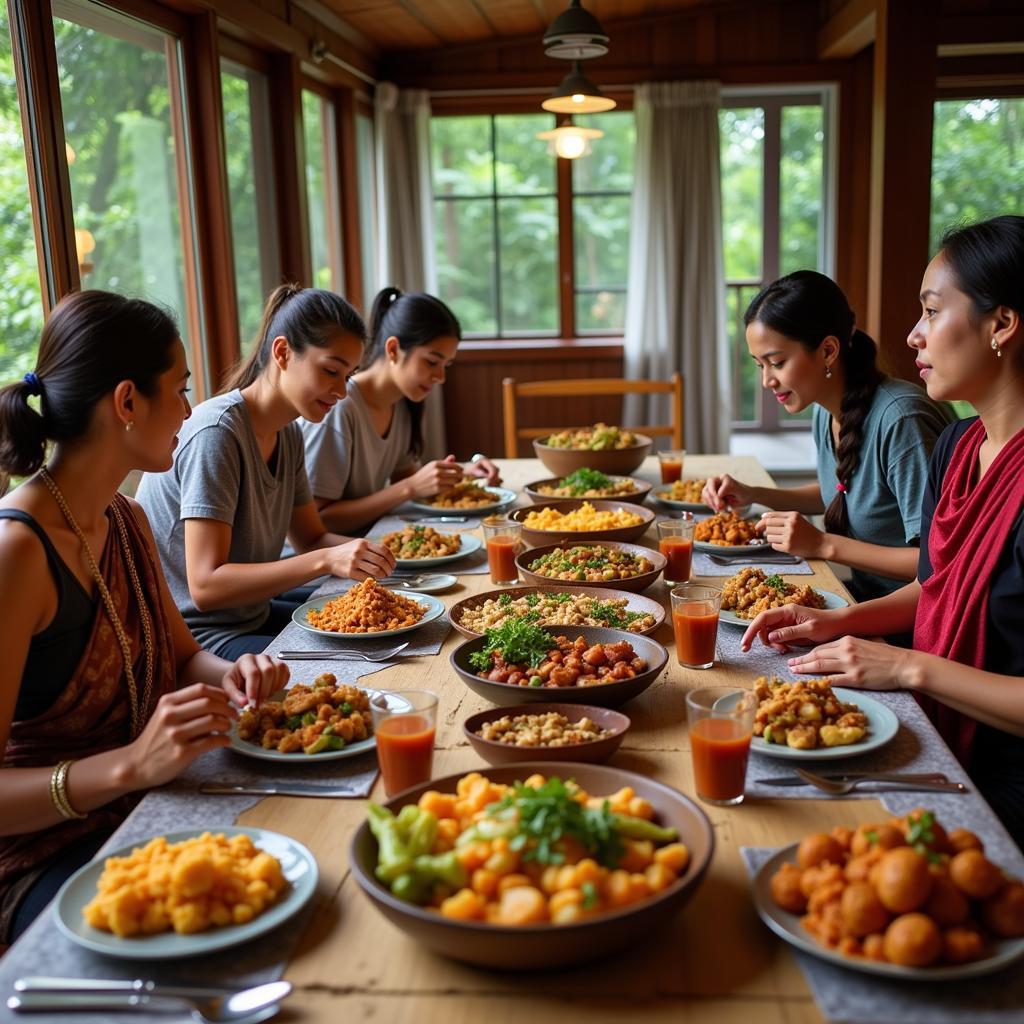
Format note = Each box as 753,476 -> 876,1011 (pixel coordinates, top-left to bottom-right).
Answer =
409,486 -> 517,516
291,591 -> 446,639
54,826 -> 318,960
370,531 -> 483,568
694,538 -> 773,556
718,589 -> 849,627
752,843 -> 1024,980
386,573 -> 458,594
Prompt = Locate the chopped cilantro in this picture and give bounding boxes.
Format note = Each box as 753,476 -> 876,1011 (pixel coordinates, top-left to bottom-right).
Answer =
581,880 -> 599,909
561,467 -> 614,495
467,619 -> 555,672
498,592 -> 513,608
765,574 -> 787,592
525,594 -> 541,607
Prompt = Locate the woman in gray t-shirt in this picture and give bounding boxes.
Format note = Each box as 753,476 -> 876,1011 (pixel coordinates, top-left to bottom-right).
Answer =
137,286 -> 395,657
302,288 -> 500,534
702,271 -> 954,603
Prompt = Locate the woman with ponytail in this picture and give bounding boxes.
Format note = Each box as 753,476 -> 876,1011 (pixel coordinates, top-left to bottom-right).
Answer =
136,285 -> 395,658
301,287 -> 500,534
702,270 -> 954,603
0,291 -> 286,943
742,216 -> 1024,846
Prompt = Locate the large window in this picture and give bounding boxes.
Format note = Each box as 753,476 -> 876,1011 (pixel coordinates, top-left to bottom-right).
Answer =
302,88 -> 343,292
356,109 -> 377,307
719,89 -> 834,431
0,7 -> 45,385
52,0 -> 203,366
931,97 -> 1023,251
220,59 -> 279,347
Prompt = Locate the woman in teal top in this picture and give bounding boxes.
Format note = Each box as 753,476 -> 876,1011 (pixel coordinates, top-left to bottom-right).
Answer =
703,270 -> 954,603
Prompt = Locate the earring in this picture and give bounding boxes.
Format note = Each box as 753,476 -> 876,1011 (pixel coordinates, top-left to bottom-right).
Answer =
125,422 -> 134,432
825,364 -> 833,379
992,338 -> 1002,358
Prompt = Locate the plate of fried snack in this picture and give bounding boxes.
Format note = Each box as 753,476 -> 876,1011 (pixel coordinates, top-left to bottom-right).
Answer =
654,478 -> 709,512
293,578 -> 445,639
693,510 -> 772,554
230,674 -> 378,762
373,524 -> 483,566
410,482 -> 517,514
719,568 -> 847,625
54,826 -> 318,958
720,676 -> 898,758
753,809 -> 1024,979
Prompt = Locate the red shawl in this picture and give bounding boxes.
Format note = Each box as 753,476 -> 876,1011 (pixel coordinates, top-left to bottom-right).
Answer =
0,494 -> 176,937
913,420 -> 1024,763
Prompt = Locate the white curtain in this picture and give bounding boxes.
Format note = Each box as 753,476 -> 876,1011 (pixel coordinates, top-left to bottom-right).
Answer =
622,80 -> 730,453
374,82 -> 446,458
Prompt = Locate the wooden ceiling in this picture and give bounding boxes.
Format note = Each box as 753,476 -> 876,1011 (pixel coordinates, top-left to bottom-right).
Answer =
320,0 -> 731,51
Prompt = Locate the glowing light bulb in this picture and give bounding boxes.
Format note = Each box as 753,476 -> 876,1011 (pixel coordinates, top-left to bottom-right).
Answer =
555,131 -> 587,159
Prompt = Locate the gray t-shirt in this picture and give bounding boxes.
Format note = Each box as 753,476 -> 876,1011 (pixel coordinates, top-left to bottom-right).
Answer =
812,377 -> 955,601
301,378 -> 416,502
136,390 -> 312,655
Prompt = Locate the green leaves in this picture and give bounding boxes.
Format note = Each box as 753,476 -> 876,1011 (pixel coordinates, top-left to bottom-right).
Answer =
560,467 -> 614,495
765,574 -> 787,592
467,618 -> 554,672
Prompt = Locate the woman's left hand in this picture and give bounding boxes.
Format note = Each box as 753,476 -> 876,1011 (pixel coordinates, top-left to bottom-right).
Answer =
464,456 -> 501,485
786,635 -> 911,690
222,653 -> 290,708
758,510 -> 826,558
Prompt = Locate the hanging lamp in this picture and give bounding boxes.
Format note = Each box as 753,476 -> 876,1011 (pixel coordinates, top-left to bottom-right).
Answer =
537,122 -> 604,160
543,0 -> 609,60
541,61 -> 617,114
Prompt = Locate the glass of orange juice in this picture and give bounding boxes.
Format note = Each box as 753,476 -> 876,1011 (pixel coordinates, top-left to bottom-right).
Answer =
370,690 -> 438,796
481,518 -> 521,585
686,687 -> 758,805
657,515 -> 694,584
657,449 -> 686,484
671,584 -> 722,669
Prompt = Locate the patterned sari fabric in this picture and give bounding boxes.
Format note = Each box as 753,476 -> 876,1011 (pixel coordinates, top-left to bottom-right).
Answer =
0,494 -> 176,939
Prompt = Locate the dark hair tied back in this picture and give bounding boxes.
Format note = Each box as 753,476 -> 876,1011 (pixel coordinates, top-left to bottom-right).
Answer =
0,290 -> 179,493
224,284 -> 367,391
366,286 -> 462,457
744,270 -> 883,537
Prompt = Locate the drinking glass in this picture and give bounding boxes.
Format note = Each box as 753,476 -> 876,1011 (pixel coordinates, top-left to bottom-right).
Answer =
370,690 -> 438,796
657,449 -> 686,484
481,518 -> 521,585
686,687 -> 758,806
671,584 -> 722,669
657,515 -> 695,584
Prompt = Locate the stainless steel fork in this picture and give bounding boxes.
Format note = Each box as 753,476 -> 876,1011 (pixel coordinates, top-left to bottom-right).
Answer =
277,641 -> 411,662
794,766 -> 967,795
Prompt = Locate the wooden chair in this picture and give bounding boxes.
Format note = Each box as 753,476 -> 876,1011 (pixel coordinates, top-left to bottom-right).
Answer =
502,372 -> 684,459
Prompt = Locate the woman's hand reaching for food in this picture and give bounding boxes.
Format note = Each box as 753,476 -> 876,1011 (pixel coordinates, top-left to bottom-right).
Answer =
741,604 -> 848,654
702,474 -> 755,511
464,454 -> 502,485
786,636 -> 912,690
408,456 -> 465,497
757,510 -> 826,558
325,538 -> 397,581
221,653 -> 290,708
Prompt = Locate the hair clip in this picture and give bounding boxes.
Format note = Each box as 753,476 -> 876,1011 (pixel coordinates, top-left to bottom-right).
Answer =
835,482 -> 848,494
23,371 -> 42,396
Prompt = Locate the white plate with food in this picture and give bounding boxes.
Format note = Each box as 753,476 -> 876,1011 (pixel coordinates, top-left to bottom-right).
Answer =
372,530 -> 483,568
718,589 -> 849,627
291,591 -> 446,639
54,826 -> 318,959
409,485 -> 517,516
752,843 -> 1024,980
694,538 -> 774,556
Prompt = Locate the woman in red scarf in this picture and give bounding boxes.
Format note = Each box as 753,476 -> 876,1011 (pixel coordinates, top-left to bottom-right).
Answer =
741,215 -> 1024,846
0,292 -> 289,944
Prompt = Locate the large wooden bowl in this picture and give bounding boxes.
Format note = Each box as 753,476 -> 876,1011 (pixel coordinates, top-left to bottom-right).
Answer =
523,475 -> 652,507
511,499 -> 656,547
515,540 -> 666,594
533,434 -> 653,476
350,762 -> 714,969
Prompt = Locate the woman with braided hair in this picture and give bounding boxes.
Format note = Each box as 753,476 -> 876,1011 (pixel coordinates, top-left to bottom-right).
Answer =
702,270 -> 954,603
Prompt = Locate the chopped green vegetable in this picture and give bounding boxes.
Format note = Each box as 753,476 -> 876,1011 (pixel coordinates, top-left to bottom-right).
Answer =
499,592 -> 513,608
367,803 -> 413,882
340,701 -> 353,715
285,714 -> 304,730
300,711 -> 317,727
560,467 -> 614,495
529,676 -> 544,687
581,880 -> 599,909
865,830 -> 879,846
467,618 -> 555,672
765,574 -> 787,592
525,593 -> 540,607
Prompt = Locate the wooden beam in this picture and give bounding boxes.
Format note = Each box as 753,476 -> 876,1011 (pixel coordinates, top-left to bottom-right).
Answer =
818,0 -> 877,60
335,88 -> 365,309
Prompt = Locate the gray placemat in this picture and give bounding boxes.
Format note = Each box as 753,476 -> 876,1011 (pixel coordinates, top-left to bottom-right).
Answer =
692,551 -> 814,575
741,842 -> 1024,1024
367,514 -> 491,575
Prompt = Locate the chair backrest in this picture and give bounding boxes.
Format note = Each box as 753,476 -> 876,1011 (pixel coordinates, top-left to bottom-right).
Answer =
501,373 -> 684,458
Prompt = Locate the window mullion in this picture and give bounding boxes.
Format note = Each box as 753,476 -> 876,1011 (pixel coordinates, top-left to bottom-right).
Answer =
761,101 -> 783,432
490,115 -> 502,337
558,125 -> 574,338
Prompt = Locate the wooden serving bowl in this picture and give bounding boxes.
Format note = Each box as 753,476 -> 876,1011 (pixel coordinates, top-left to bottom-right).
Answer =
515,540 -> 666,594
533,434 -> 653,477
523,475 -> 652,507
463,703 -> 630,765
511,499 -> 655,547
450,625 -> 669,709
448,585 -> 665,640
349,762 -> 715,970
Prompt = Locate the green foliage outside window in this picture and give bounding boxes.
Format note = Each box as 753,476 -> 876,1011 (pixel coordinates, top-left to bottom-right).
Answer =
302,90 -> 333,291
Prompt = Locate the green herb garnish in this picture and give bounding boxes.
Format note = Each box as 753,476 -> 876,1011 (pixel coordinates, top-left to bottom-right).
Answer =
560,467 -> 614,495
588,600 -> 641,628
581,880 -> 599,909
467,619 -> 555,672
906,810 -> 943,862
498,593 -> 513,608
865,830 -> 879,846
525,594 -> 541,607
765,574 -> 787,592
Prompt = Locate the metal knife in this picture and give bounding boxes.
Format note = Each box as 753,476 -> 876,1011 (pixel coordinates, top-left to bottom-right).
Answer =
758,771 -> 949,787
397,515 -> 470,524
199,783 -> 362,798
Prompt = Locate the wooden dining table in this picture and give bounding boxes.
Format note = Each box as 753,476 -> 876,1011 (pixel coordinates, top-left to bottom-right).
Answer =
234,453 -> 902,1024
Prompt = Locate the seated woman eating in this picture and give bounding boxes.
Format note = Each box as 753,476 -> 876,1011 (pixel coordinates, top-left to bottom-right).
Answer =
0,292 -> 286,944
741,216 -> 1024,847
301,288 -> 500,535
136,286 -> 396,659
702,271 -> 954,602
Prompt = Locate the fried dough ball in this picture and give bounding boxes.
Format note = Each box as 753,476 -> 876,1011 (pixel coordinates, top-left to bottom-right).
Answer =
844,849 -> 883,883
923,874 -> 971,927
942,925 -> 986,964
982,881 -> 1024,938
850,823 -> 905,857
874,847 -> 933,914
830,825 -> 854,854
797,833 -> 845,869
800,862 -> 845,899
898,809 -> 950,854
770,862 -> 808,914
947,828 -> 983,855
840,881 -> 890,937
949,849 -> 1003,900
883,913 -> 942,967
862,932 -> 886,961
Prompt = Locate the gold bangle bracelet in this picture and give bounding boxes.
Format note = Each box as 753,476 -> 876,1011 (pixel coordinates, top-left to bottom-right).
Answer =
50,760 -> 86,821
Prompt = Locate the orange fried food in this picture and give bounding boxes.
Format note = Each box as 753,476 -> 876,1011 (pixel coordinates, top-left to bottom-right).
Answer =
924,875 -> 971,927
797,833 -> 845,870
947,828 -> 984,855
694,510 -> 760,546
982,881 -> 1024,938
307,578 -> 425,634
770,862 -> 807,914
883,913 -> 942,967
841,881 -> 890,938
942,925 -> 987,964
949,849 -> 1003,900
850,822 -> 905,857
875,847 -> 933,914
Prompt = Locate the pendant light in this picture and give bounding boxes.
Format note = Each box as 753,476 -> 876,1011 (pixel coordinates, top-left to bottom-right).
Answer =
541,61 -> 617,115
537,123 -> 604,160
543,0 -> 609,60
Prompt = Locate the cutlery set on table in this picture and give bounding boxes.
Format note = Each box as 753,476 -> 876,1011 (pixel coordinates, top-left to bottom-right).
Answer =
759,767 -> 968,794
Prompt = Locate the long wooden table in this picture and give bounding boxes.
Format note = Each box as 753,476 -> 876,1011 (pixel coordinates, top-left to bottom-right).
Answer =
242,455 -> 886,1023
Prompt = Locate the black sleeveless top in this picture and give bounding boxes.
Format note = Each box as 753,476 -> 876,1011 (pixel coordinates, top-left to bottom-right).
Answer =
0,510 -> 97,720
